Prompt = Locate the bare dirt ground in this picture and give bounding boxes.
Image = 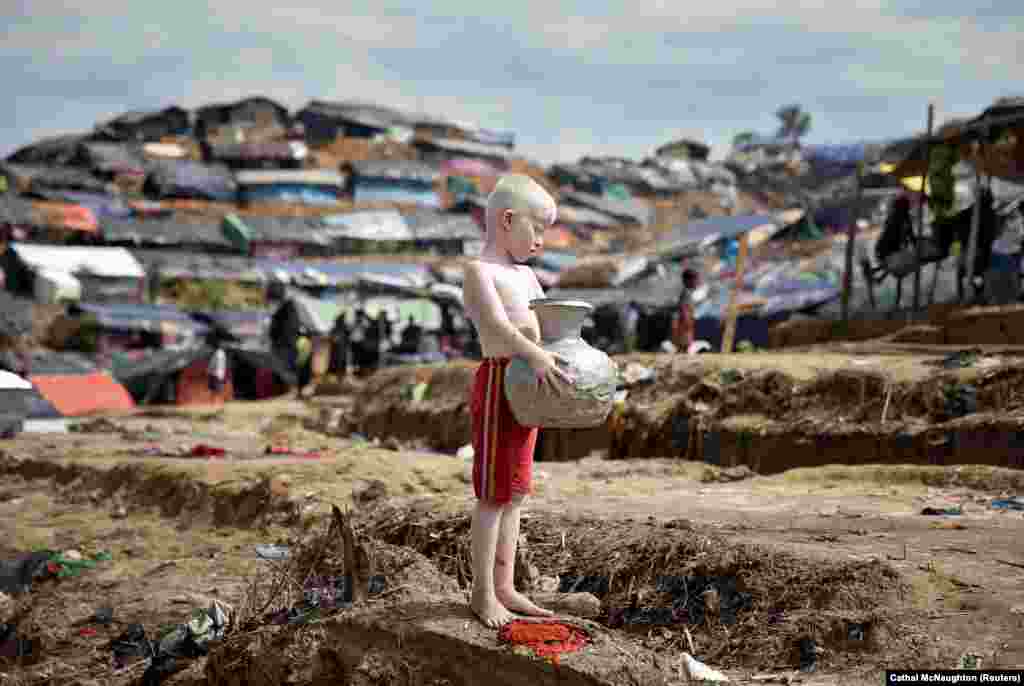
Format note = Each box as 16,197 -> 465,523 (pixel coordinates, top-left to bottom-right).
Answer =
1,395 -> 1022,685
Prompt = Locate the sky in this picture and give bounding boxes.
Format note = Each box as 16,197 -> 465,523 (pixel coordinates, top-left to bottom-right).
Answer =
2,2 -> 1021,166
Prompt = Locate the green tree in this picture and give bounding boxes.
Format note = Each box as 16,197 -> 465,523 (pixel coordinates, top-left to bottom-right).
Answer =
732,131 -> 756,148
775,104 -> 812,144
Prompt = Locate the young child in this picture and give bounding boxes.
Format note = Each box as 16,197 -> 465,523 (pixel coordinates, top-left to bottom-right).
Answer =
462,174 -> 570,627
672,267 -> 699,352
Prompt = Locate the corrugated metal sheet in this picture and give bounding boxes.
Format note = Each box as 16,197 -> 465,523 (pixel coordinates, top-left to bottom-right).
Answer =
11,242 -> 146,279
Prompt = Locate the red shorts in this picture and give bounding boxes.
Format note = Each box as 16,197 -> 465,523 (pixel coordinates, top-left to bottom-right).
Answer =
470,358 -> 538,504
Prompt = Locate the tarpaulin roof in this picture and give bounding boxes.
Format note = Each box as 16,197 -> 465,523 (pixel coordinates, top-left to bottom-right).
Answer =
34,190 -> 133,220
441,158 -> 501,177
68,302 -> 209,336
237,215 -> 345,245
131,249 -> 267,283
15,351 -> 97,376
27,200 -> 98,233
10,242 -> 145,278
349,160 -> 440,184
235,169 -> 344,187
0,370 -> 32,391
5,134 -> 85,166
76,142 -> 147,175
297,100 -> 412,130
192,309 -> 271,341
195,97 -> 291,128
318,210 -> 413,241
280,291 -> 346,334
144,159 -> 237,202
312,261 -> 434,288
415,137 -> 513,161
94,106 -> 189,140
562,190 -> 653,226
4,164 -> 110,194
652,214 -> 778,259
555,204 -> 620,228
352,186 -> 441,207
210,141 -> 306,162
0,194 -> 37,226
403,210 -> 482,241
103,217 -> 233,248
0,291 -> 34,337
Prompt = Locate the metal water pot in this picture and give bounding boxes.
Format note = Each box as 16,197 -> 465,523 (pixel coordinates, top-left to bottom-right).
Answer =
504,299 -> 619,428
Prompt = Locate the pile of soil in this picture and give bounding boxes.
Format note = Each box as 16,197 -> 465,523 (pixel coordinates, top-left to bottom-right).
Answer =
359,501 -> 924,673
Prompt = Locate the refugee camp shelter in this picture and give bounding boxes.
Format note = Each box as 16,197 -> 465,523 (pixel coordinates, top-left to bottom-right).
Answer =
3,163 -> 110,195
142,159 -> 237,202
0,370 -> 67,436
207,140 -> 307,170
2,243 -> 146,304
270,290 -> 346,379
0,291 -> 34,347
317,209 -> 480,255
346,160 -> 441,207
5,134 -> 86,167
64,302 -> 211,351
235,169 -> 345,207
22,352 -> 135,417
103,216 -> 235,252
93,106 -> 191,143
413,137 -> 512,169
69,142 -> 148,178
295,101 -> 412,144
112,343 -> 293,406
195,97 -> 291,141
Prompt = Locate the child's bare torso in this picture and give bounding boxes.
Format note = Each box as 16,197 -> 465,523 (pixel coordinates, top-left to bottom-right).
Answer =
466,261 -> 542,358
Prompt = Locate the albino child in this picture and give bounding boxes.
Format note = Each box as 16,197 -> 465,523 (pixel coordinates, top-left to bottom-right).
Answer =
461,174 -> 570,627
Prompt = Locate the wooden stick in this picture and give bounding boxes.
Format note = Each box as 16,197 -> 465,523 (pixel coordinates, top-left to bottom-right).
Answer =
881,382 -> 893,423
841,163 -> 864,323
720,231 -> 750,354
912,102 -> 935,314
996,558 -> 1024,570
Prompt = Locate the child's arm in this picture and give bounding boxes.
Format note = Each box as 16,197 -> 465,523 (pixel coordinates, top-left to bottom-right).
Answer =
463,262 -> 568,385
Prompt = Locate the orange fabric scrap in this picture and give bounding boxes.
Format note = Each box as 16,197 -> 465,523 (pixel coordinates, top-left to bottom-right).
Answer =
498,620 -> 589,663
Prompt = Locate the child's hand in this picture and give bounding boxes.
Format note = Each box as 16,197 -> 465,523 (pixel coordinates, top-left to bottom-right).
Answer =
528,350 -> 572,390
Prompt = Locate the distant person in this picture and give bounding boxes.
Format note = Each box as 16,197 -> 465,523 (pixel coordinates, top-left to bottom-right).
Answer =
331,313 -> 350,377
208,346 -> 228,394
623,301 -> 641,353
672,268 -> 700,352
400,315 -> 424,354
295,331 -> 313,391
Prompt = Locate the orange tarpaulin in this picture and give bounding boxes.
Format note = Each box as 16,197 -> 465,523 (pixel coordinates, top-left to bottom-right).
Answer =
30,201 -> 99,233
29,372 -> 135,416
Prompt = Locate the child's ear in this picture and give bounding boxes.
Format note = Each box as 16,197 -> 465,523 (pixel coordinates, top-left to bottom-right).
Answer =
503,209 -> 514,231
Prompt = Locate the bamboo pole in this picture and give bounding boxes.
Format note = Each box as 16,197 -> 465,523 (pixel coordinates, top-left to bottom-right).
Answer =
913,103 -> 935,316
841,162 -> 864,323
720,231 -> 749,354
964,129 -> 989,303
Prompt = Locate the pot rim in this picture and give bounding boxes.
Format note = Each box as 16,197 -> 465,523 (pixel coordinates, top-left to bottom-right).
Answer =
528,298 -> 594,312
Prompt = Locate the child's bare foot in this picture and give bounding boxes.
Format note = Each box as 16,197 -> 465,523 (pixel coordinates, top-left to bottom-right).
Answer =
471,588 -> 514,628
496,588 -> 554,617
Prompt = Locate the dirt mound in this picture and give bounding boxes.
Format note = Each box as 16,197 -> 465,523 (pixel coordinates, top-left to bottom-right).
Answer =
359,502 -> 924,673
0,451 -> 304,529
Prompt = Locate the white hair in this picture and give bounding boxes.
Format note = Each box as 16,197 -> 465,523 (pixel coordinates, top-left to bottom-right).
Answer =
485,174 -> 556,237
